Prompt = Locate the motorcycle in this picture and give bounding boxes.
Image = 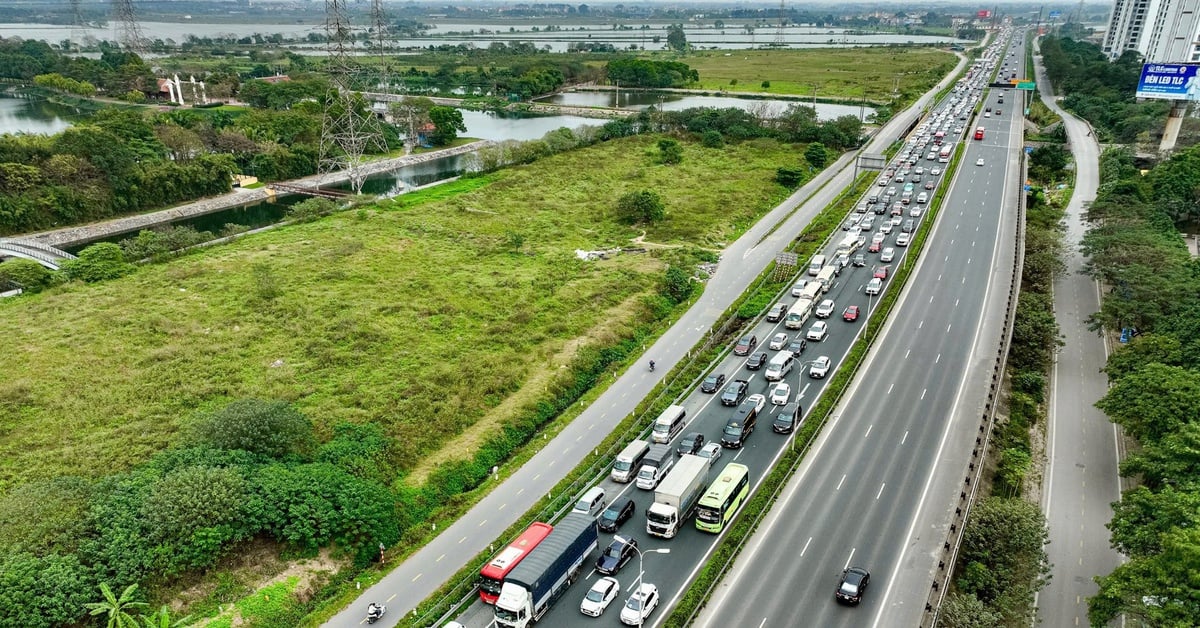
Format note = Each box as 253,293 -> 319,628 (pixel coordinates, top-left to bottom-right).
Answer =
366,603 -> 386,624
649,360 -> 656,372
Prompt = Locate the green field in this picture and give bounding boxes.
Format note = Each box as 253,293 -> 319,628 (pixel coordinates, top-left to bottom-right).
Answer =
682,47 -> 959,101
0,135 -> 798,491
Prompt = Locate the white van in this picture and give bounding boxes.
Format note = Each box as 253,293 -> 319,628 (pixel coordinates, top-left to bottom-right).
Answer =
835,233 -> 861,258
651,405 -> 687,444
816,266 -> 836,293
808,255 -> 826,276
572,486 -> 607,517
764,351 -> 795,381
611,439 -> 651,483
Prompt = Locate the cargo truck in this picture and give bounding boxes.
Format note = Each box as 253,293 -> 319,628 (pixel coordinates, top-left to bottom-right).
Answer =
494,513 -> 599,628
646,454 -> 710,538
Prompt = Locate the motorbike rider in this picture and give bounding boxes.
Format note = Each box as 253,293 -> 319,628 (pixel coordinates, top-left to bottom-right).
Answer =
367,602 -> 382,618
649,360 -> 656,371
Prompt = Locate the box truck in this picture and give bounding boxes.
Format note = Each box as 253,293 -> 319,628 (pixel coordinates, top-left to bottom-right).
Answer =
494,513 -> 599,627
646,454 -> 710,538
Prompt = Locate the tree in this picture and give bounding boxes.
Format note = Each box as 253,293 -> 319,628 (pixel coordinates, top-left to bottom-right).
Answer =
657,138 -> 683,164
1103,334 -> 1184,382
1108,486 -> 1200,557
142,465 -> 250,572
1120,421 -> 1200,489
389,96 -> 434,148
615,190 -> 665,225
428,106 -> 467,146
85,583 -> 147,628
1095,363 -> 1200,444
805,142 -> 828,169
60,243 -> 135,283
1089,527 -> 1200,627
659,265 -> 694,304
937,592 -> 1003,627
189,399 -> 315,459
666,24 -> 688,52
776,166 -> 805,188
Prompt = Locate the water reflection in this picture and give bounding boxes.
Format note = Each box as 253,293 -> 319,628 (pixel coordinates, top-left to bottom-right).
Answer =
0,93 -> 81,136
536,91 -> 874,121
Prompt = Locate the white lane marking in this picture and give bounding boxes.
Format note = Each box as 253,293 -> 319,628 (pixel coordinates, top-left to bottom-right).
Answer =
936,353 -> 941,364
843,548 -> 857,571
864,425 -> 873,438
800,537 -> 813,556
836,475 -> 847,490
918,320 -> 924,329
901,431 -> 909,445
876,484 -> 886,500
436,554 -> 445,562
921,388 -> 928,400
887,383 -> 894,395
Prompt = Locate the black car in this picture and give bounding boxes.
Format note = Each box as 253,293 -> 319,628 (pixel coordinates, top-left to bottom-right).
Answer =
835,567 -> 871,605
732,335 -> 758,356
700,373 -> 726,394
852,253 -> 867,267
677,432 -> 705,456
766,303 -> 789,323
720,380 -> 749,406
787,338 -> 808,357
773,403 -> 802,434
596,537 -> 637,576
598,498 -> 636,533
746,351 -> 769,371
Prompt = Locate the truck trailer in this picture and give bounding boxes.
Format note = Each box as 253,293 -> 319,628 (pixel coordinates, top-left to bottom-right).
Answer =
494,513 -> 599,627
646,454 -> 710,538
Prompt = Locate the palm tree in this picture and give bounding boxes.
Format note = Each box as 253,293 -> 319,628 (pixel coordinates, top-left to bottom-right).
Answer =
84,583 -> 148,628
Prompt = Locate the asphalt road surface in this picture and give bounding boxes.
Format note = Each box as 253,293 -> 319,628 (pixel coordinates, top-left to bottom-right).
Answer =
698,33 -> 1024,628
1031,41 -> 1125,628
325,52 -> 972,628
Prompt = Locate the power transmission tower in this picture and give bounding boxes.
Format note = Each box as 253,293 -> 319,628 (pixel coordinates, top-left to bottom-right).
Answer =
318,0 -> 386,195
773,0 -> 787,47
70,0 -> 87,52
110,0 -> 146,54
371,0 -> 391,93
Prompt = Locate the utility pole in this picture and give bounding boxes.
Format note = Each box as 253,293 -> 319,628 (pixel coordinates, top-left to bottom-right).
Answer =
774,0 -> 786,48
110,0 -> 146,54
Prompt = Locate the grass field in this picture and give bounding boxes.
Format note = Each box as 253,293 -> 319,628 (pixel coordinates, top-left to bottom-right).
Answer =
679,47 -> 958,101
0,135 -> 798,492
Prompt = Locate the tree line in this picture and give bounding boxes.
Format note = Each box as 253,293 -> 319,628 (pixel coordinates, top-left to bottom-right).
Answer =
1038,36 -> 1170,144
1078,146 -> 1200,626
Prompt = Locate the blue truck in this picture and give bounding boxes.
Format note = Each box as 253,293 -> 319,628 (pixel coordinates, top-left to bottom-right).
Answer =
493,513 -> 599,627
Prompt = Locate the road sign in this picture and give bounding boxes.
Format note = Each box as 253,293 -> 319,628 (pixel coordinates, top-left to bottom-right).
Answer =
1017,81 -> 1036,90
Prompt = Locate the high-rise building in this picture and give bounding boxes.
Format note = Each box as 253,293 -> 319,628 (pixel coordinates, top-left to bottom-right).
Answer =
1103,0 -> 1200,62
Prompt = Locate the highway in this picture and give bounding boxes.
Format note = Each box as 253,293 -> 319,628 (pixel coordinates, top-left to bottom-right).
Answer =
698,32 -> 1025,628
445,38 -> 1003,628
1030,40 -> 1125,628
326,48 -> 973,628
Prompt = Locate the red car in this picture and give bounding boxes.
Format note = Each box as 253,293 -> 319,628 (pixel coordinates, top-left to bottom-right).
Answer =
843,306 -> 861,322
868,241 -> 882,253
874,266 -> 890,280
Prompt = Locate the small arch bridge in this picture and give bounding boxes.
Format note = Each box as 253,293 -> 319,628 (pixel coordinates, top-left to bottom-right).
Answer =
0,238 -> 77,270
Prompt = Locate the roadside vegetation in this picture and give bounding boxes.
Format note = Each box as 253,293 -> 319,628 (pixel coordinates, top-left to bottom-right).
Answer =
1076,146 -> 1200,626
0,129 -> 818,626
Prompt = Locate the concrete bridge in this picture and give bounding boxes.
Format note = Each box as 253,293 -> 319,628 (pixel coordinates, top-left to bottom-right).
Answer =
0,238 -> 77,270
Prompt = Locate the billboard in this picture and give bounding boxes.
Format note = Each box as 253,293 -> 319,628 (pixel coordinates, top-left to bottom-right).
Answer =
1048,10 -> 1062,19
977,9 -> 992,18
1136,63 -> 1200,100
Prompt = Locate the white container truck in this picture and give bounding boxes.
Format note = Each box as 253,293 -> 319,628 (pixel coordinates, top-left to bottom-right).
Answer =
646,454 -> 710,538
494,513 -> 599,628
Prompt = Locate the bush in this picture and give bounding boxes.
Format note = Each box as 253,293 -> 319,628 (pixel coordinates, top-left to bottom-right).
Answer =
0,258 -> 58,292
288,197 -> 338,223
189,399 -> 315,459
60,243 -> 135,283
0,552 -> 96,628
776,166 -> 805,188
616,190 -> 665,225
701,130 -> 724,148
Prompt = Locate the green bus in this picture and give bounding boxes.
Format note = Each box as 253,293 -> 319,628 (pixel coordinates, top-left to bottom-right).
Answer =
695,463 -> 751,533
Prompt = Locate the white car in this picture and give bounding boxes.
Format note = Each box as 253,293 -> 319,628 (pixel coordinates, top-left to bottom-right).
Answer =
807,321 -> 829,342
620,583 -> 660,625
770,382 -> 791,406
930,167 -> 942,176
976,158 -> 985,166
859,216 -> 875,231
865,277 -> 883,295
880,247 -> 895,263
581,577 -> 620,617
747,393 -> 767,414
791,280 -> 808,297
769,332 -> 789,350
880,222 -> 893,235
896,232 -> 912,247
809,356 -> 831,379
698,442 -> 723,467
815,299 -> 836,319
910,206 -> 923,217
890,215 -> 903,227
870,231 -> 886,245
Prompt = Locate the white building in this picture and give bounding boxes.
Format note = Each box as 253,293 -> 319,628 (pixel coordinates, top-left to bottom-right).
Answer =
1103,0 -> 1200,62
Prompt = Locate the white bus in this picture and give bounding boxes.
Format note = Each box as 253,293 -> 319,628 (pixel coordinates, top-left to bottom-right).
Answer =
784,298 -> 814,329
799,281 -> 823,302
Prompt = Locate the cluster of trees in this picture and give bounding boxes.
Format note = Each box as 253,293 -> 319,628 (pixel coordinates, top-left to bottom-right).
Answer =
31,72 -> 95,96
606,58 -> 698,88
373,46 -> 602,98
1039,36 -> 1170,144
0,38 -> 156,97
0,399 -> 400,628
1076,147 -> 1200,626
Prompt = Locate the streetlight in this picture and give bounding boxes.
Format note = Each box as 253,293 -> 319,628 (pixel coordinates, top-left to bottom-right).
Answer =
614,535 -> 669,628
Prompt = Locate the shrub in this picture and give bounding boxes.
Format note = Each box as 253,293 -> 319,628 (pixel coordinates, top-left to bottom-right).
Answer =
188,399 -> 315,459
616,190 -> 665,225
0,258 -> 58,293
60,243 -> 135,283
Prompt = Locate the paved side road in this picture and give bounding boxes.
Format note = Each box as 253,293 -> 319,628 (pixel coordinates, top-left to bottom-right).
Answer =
1030,43 -> 1125,628
323,54 -> 969,628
